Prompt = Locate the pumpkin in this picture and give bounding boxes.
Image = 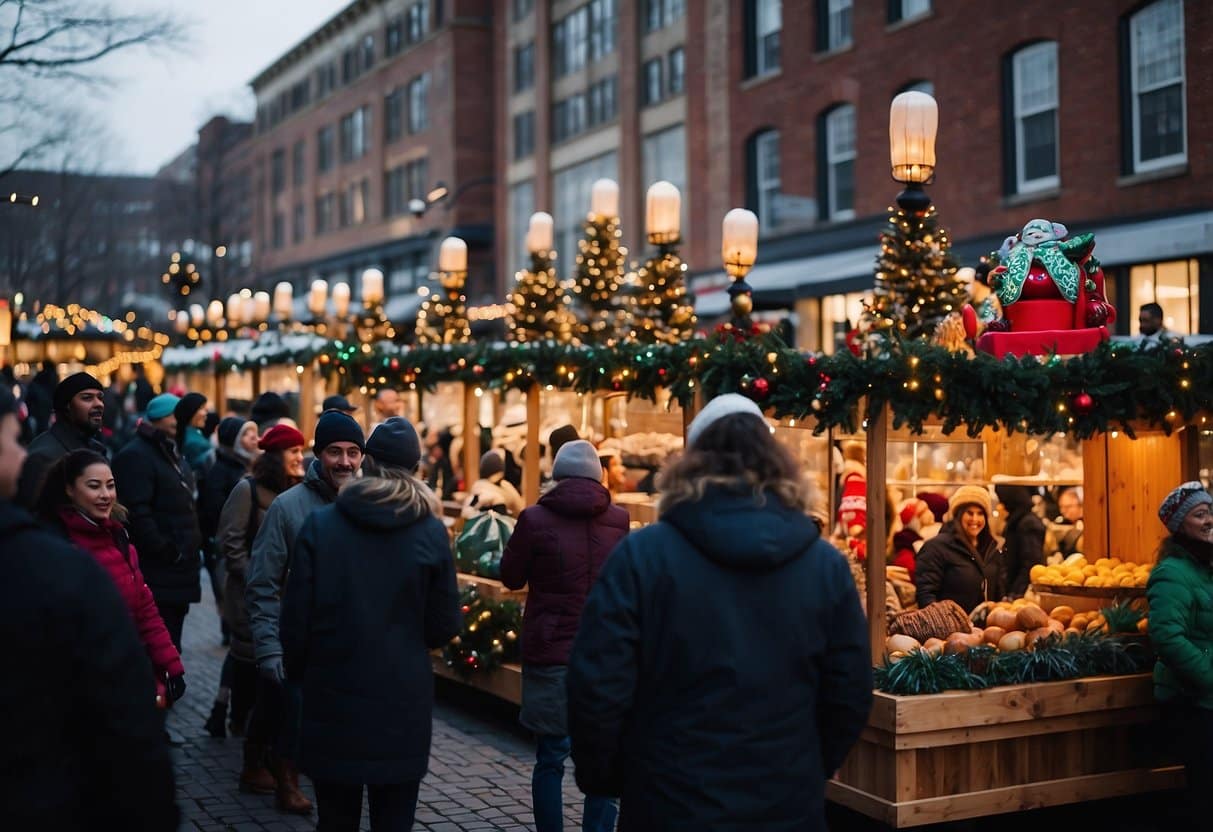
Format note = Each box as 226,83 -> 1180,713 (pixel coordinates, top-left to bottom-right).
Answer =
998,630 -> 1027,652
1016,603 -> 1050,631
982,626 -> 1006,646
987,608 -> 1019,631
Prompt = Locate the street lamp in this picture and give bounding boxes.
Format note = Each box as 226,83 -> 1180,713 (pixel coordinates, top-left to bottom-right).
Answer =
889,90 -> 938,212
722,208 -> 759,329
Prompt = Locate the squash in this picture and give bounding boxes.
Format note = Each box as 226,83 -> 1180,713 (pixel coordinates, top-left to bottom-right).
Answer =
1025,626 -> 1056,648
945,631 -> 982,655
1050,605 -> 1075,626
998,630 -> 1027,652
982,626 -> 1006,646
922,637 -> 946,656
885,634 -> 922,655
1046,618 -> 1066,634
986,608 -> 1019,631
1016,603 -> 1050,631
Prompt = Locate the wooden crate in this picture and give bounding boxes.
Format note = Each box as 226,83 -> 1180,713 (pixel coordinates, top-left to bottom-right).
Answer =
432,655 -> 522,705
828,674 -> 1183,828
1031,584 -> 1147,614
456,572 -> 527,604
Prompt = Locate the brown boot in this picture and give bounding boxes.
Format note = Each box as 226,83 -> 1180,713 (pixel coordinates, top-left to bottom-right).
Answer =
271,756 -> 314,815
238,742 -> 276,795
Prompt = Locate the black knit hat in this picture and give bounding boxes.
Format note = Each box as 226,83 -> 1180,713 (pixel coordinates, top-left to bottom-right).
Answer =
548,424 -> 579,459
366,417 -> 422,471
216,416 -> 247,448
314,410 -> 365,453
53,372 -> 103,413
174,392 -> 207,425
250,392 -> 291,426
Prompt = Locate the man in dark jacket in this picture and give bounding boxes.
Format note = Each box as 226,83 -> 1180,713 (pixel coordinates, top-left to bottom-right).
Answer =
0,386 -> 178,830
112,393 -> 202,652
567,395 -> 872,831
16,371 -> 108,507
502,439 -> 629,832
995,484 -> 1046,597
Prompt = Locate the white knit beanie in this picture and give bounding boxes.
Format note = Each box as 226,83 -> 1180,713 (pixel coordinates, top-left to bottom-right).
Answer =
686,393 -> 766,449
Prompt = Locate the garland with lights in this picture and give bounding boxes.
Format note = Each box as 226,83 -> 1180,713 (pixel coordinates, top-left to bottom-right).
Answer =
572,214 -> 631,344
508,250 -> 578,344
441,585 -> 522,676
861,204 -> 966,343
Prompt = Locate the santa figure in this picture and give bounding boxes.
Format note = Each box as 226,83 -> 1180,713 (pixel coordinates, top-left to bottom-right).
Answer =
837,442 -> 867,561
891,498 -> 936,584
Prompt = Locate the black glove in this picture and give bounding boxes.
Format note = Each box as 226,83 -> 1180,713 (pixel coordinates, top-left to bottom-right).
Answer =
258,656 -> 286,685
166,674 -> 187,703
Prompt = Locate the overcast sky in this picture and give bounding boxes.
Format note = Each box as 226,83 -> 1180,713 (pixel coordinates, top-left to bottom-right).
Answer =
95,0 -> 342,174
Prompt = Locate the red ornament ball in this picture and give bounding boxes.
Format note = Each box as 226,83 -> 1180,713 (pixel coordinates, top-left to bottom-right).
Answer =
751,377 -> 770,399
390,357 -> 400,370
1072,392 -> 1095,415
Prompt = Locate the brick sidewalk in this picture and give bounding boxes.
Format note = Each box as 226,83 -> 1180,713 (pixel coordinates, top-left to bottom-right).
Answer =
169,575 -> 587,831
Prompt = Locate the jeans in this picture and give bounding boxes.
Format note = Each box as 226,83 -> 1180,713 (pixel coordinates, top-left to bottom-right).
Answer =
313,779 -> 419,832
155,602 -> 188,654
533,735 -> 617,832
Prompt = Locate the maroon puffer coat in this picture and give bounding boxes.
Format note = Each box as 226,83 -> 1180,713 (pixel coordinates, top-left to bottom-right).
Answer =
501,477 -> 630,665
58,507 -> 184,679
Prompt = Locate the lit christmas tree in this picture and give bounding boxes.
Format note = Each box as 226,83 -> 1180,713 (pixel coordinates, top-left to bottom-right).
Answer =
861,203 -> 965,342
629,181 -> 696,345
508,251 -> 577,343
415,237 -> 472,345
573,179 -> 631,344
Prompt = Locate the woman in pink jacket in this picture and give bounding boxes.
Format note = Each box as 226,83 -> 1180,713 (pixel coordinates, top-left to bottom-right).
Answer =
37,449 -> 186,705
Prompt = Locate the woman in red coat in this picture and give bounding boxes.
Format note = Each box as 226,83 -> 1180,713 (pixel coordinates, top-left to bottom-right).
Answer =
37,449 -> 186,705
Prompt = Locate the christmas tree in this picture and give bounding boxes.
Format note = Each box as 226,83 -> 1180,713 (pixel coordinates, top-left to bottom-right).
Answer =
572,214 -> 630,344
507,251 -> 577,343
629,247 -> 696,344
861,203 -> 965,342
415,280 -> 471,345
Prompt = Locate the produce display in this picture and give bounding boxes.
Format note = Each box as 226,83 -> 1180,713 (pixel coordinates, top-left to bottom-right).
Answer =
1029,554 -> 1151,588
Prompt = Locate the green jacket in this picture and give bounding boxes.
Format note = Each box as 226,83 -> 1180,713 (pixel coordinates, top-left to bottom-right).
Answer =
1146,539 -> 1213,709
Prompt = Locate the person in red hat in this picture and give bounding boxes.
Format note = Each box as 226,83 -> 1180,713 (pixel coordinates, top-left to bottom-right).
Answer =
215,424 -> 306,797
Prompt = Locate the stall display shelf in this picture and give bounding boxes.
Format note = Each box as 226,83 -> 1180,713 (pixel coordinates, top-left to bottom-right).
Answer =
431,655 -> 522,705
456,572 -> 527,604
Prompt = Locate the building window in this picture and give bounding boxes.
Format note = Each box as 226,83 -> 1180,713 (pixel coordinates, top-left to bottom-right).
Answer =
405,1 -> 429,45
407,73 -> 430,134
385,17 -> 404,57
316,61 -> 337,98
645,0 -> 685,32
361,34 -> 374,71
1127,0 -> 1186,172
901,79 -> 934,96
823,105 -> 855,220
817,0 -> 852,51
317,126 -> 335,172
292,140 -> 305,186
292,203 -> 305,243
889,0 -> 930,23
668,47 -> 685,95
338,178 -> 369,227
1130,259 -> 1199,335
588,0 -> 617,60
385,88 -> 404,143
587,76 -> 617,126
271,149 -> 286,195
508,180 -> 535,272
1007,41 -> 1059,193
384,158 -> 429,217
553,152 -> 617,274
513,0 -> 534,21
552,6 -> 588,77
339,106 -> 372,162
747,0 -> 781,77
747,129 -> 780,234
642,58 -> 664,106
514,42 -> 535,92
513,110 -> 535,159
272,212 -> 285,249
642,124 -> 687,236
551,79 -> 614,144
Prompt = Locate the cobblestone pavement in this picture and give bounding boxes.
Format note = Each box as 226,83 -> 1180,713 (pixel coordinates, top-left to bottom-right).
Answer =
169,575 -> 585,831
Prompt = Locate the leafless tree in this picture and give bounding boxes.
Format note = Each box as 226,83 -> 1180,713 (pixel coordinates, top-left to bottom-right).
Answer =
0,0 -> 181,178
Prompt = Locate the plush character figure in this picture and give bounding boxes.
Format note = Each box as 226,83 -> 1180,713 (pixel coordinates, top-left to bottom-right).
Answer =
837,442 -> 867,562
915,491 -> 948,544
891,498 -> 933,584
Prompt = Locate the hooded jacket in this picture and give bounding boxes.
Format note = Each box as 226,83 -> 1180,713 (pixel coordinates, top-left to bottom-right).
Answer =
217,476 -> 281,664
501,477 -> 630,666
915,522 -> 1005,611
567,486 -> 872,831
15,419 -> 108,508
246,458 -> 338,662
198,445 -> 247,546
281,475 -> 460,784
1147,537 -> 1213,709
0,501 -> 177,830
56,507 -> 184,681
111,422 -> 201,604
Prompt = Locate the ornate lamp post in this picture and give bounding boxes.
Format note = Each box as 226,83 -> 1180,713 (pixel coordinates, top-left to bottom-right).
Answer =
722,208 -> 759,330
889,90 -> 938,211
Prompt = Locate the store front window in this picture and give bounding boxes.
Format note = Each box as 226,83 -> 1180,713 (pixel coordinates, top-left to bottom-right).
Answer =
1128,258 -> 1199,336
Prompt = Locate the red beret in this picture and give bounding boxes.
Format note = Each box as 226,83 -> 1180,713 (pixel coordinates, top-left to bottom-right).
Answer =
258,424 -> 305,452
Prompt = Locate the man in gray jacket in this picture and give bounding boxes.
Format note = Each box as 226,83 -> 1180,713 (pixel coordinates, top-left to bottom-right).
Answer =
244,410 -> 364,815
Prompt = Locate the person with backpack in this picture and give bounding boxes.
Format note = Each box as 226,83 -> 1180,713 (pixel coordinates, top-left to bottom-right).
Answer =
215,424 -> 306,793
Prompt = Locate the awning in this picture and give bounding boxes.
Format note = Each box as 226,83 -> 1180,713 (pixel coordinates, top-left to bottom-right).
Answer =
1087,210 -> 1213,266
693,245 -> 878,316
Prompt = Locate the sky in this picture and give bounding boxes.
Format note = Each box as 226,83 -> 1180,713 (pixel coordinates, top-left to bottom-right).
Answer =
94,0 -> 343,174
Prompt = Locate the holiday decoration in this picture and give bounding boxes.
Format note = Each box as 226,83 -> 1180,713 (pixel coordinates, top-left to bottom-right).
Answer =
416,237 -> 472,345
441,585 -> 522,676
572,207 -> 631,345
630,182 -> 696,344
861,203 -> 965,344
160,251 -> 202,298
976,219 -> 1117,358
508,248 -> 578,344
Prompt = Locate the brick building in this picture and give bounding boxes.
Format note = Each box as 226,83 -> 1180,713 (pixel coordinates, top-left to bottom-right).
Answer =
247,0 -> 496,316
681,0 -> 1212,348
196,116 -> 256,298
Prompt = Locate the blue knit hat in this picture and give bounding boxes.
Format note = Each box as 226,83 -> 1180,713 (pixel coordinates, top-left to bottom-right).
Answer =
1159,482 -> 1213,534
146,393 -> 180,421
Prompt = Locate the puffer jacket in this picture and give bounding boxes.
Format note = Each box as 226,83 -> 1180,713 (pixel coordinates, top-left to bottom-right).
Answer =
915,522 -> 1005,612
1147,536 -> 1213,709
56,507 -> 184,681
218,477 -> 280,664
500,477 -> 629,665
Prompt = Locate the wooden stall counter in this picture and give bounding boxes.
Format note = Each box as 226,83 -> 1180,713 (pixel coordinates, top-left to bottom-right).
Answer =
828,674 -> 1182,828
432,656 -> 522,705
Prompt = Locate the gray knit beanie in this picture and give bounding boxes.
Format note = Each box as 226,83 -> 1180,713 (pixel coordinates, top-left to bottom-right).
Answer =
552,440 -> 604,482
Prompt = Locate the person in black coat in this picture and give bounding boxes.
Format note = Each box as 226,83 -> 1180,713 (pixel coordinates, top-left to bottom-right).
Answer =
0,386 -> 178,831
15,371 -> 109,508
995,484 -> 1046,597
111,393 -> 202,652
282,417 -> 460,831
915,486 -> 1006,612
567,395 -> 872,831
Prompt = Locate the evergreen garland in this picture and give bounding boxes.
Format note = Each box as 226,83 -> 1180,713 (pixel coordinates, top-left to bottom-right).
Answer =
572,214 -> 631,345
861,204 -> 966,343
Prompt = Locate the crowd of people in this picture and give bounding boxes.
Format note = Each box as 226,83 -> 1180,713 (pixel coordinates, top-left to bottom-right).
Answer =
1,363 -> 1210,829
